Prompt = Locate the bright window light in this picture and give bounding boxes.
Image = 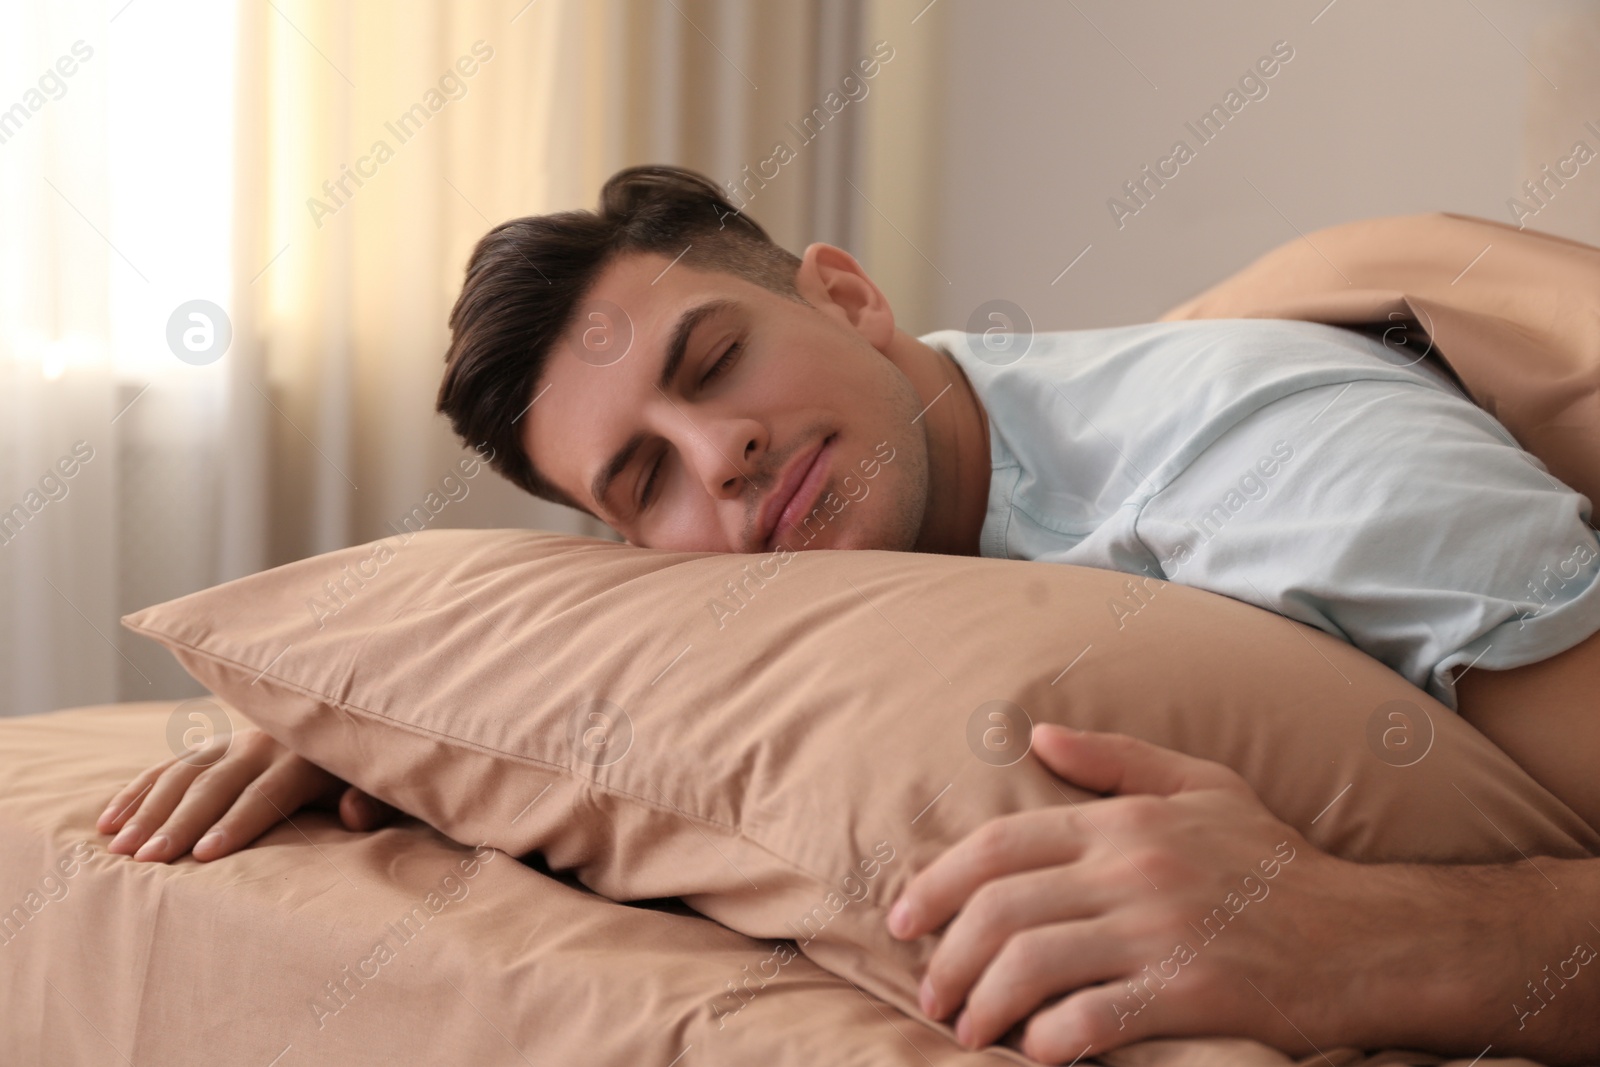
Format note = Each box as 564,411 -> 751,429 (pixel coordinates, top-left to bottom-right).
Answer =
104,0 -> 237,381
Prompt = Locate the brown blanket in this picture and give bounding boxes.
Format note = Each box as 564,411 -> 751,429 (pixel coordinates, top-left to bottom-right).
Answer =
0,702 -> 1004,1066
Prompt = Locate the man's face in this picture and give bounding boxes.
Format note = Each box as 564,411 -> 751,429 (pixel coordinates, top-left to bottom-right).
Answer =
522,247 -> 931,553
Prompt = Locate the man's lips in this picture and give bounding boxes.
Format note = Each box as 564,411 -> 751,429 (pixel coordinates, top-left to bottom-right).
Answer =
760,434 -> 834,552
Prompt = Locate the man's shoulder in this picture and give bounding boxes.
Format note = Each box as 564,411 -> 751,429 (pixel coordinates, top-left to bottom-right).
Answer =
923,318 -> 1426,386
920,317 -> 1361,354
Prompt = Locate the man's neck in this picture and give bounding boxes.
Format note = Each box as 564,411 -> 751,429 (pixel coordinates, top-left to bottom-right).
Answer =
882,329 -> 991,556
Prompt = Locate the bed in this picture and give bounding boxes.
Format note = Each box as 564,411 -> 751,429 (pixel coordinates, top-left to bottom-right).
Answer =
6,212 -> 1598,1066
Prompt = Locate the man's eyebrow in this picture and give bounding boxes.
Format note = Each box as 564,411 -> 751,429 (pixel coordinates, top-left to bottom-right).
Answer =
588,297 -> 739,514
653,297 -> 738,395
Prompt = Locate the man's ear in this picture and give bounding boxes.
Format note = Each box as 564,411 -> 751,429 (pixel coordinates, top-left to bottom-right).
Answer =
793,242 -> 896,351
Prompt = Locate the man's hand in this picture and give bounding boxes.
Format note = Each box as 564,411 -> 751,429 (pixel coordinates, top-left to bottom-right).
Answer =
97,727 -> 393,862
884,724 -> 1595,1062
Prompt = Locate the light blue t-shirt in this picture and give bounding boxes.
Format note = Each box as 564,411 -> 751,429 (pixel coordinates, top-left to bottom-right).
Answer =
924,319 -> 1600,711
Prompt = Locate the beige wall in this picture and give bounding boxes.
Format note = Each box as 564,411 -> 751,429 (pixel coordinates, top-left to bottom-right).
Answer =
903,0 -> 1600,334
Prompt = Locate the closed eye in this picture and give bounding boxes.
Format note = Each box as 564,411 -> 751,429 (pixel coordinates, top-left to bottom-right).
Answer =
640,452 -> 663,507
700,340 -> 742,386
640,340 -> 742,510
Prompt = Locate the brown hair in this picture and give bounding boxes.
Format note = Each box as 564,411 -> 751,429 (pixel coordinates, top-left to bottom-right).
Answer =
437,164 -> 805,515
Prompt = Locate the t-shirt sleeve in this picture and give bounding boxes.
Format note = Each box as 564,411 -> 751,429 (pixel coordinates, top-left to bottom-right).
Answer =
1132,375 -> 1600,711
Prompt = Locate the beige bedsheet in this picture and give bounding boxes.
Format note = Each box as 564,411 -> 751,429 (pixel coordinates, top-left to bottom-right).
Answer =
0,702 -> 1553,1065
0,701 -> 1012,1066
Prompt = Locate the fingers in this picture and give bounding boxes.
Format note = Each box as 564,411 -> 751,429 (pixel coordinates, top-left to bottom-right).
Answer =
338,786 -> 395,832
116,734 -> 281,861
1017,981 -> 1154,1063
174,747 -> 344,862
954,917 -> 1128,1050
97,755 -> 182,835
919,865 -> 1117,1020
891,731 -> 1248,941
104,755 -> 220,858
889,809 -> 1088,941
99,730 -> 379,865
1029,725 -> 1244,798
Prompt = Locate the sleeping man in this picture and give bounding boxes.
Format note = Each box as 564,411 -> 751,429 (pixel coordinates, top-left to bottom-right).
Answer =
100,165 -> 1600,1061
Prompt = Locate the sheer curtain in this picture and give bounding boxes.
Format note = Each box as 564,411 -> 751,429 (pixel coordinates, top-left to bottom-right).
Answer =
0,1 -> 239,716
2,0 -> 944,717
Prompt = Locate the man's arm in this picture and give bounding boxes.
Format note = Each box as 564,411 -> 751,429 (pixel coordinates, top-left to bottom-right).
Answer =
886,725 -> 1600,1063
1456,625 -> 1600,834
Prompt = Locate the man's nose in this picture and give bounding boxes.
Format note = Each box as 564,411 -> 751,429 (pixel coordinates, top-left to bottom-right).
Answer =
688,420 -> 765,501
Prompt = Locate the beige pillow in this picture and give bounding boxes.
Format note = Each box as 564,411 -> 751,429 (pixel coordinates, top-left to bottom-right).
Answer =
123,529 -> 1600,1054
